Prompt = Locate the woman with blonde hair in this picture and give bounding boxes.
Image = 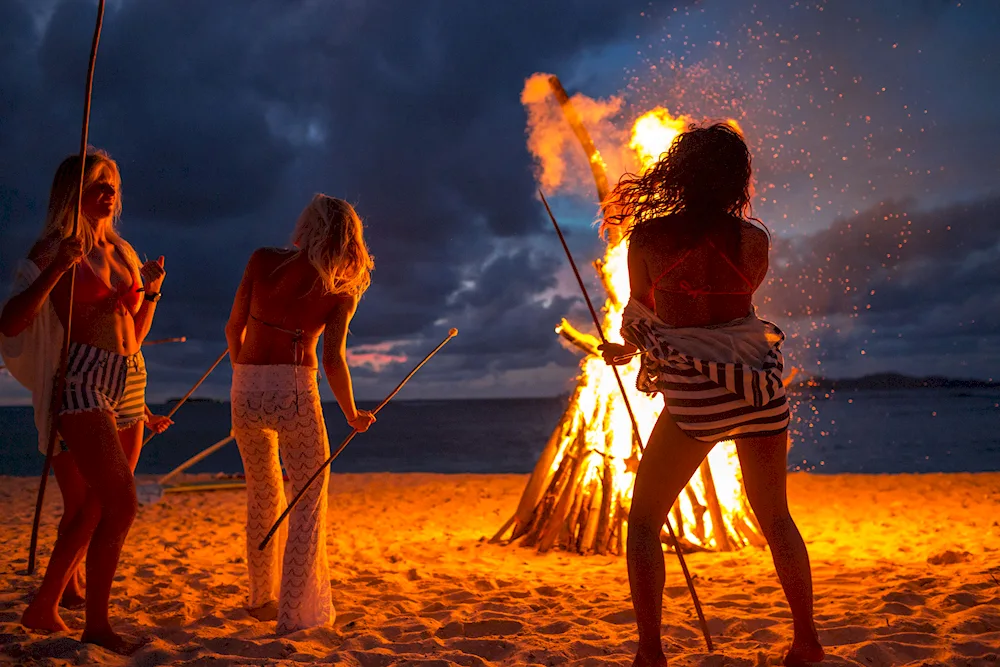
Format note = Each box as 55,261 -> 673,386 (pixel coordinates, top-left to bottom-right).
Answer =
226,193 -> 375,632
0,149 -> 166,654
598,124 -> 823,666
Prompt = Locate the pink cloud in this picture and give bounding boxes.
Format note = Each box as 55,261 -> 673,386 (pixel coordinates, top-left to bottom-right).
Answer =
347,341 -> 409,372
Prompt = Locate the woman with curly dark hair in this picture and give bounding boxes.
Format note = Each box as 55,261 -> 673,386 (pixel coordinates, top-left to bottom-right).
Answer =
598,123 -> 823,667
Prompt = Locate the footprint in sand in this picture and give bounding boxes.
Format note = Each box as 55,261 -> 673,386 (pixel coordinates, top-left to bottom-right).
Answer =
537,620 -> 573,635
435,619 -> 523,639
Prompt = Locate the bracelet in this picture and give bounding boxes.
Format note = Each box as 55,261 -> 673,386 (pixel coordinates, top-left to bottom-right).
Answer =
144,291 -> 161,303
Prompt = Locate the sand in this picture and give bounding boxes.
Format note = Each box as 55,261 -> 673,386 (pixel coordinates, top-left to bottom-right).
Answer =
1,472 -> 998,666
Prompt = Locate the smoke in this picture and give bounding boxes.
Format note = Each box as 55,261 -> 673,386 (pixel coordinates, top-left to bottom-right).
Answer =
521,73 -> 635,197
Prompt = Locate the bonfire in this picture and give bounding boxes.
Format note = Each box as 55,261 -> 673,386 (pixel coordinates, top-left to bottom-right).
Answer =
493,75 -> 769,555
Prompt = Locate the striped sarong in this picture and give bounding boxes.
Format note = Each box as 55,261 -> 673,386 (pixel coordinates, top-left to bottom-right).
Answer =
621,298 -> 789,442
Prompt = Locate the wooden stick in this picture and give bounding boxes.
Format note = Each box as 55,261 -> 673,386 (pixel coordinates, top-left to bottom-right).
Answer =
145,336 -> 187,345
540,189 -> 714,653
157,434 -> 235,488
28,0 -> 106,575
142,348 -> 228,447
259,329 -> 458,550
700,460 -> 733,552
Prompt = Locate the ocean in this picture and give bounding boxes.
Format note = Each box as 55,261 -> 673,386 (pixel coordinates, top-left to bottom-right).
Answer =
0,389 -> 998,478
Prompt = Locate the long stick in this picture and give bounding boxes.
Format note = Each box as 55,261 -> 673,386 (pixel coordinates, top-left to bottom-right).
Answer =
145,336 -> 187,345
158,434 -> 235,488
142,348 -> 228,447
258,328 -> 458,550
27,0 -> 106,575
539,190 -> 714,653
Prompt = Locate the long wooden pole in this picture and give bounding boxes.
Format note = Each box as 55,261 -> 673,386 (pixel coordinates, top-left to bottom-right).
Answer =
27,0 -> 107,575
539,190 -> 714,653
258,328 -> 458,550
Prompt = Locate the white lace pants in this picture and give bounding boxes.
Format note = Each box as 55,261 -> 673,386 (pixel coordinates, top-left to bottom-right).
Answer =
231,364 -> 333,632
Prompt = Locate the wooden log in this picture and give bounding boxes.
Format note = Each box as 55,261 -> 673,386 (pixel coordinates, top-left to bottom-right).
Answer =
556,318 -> 601,356
671,500 -> 685,541
699,459 -> 733,552
560,474 -> 588,546
538,446 -> 589,552
685,486 -> 708,545
497,390 -> 581,543
594,458 -> 615,555
580,476 -> 604,553
521,433 -> 579,547
547,76 -> 611,211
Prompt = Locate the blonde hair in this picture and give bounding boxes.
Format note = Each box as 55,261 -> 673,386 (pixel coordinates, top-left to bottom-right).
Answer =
291,194 -> 373,296
40,148 -> 140,272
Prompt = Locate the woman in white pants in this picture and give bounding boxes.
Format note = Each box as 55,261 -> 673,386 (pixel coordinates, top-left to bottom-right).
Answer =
225,194 -> 376,633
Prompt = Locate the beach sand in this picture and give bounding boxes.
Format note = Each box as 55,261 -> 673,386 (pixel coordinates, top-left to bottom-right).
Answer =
1,472 -> 998,666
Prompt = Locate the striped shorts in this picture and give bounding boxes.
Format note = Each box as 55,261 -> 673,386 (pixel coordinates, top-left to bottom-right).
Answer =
60,342 -> 147,431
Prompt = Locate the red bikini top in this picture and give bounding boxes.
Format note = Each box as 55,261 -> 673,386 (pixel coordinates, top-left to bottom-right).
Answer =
75,245 -> 143,314
648,238 -> 755,302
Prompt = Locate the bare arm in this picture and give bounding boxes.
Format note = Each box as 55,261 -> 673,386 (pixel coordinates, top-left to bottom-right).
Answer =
0,238 -> 82,337
322,294 -> 361,423
133,256 -> 166,344
224,252 -> 258,366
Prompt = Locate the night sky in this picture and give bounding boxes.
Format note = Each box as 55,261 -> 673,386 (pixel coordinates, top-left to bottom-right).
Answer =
1,0 -> 998,404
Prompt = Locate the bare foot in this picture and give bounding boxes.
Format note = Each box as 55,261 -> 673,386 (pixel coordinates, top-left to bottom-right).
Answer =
248,600 -> 278,622
60,588 -> 85,610
21,602 -> 70,633
784,640 -> 825,666
633,648 -> 668,667
81,627 -> 146,656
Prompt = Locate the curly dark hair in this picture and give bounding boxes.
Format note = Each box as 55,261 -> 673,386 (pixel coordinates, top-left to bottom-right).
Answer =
602,122 -> 764,245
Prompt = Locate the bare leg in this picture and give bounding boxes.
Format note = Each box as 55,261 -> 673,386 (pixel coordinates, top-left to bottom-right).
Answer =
52,452 -> 87,609
628,410 -> 714,666
119,422 -> 144,472
736,435 -> 823,665
23,411 -> 141,654
50,422 -> 142,612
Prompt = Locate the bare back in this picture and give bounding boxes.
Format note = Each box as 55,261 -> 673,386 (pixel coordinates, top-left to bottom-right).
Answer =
629,214 -> 770,328
232,248 -> 355,367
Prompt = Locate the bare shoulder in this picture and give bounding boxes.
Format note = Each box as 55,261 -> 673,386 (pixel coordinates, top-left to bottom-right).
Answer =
741,221 -> 770,253
325,292 -> 359,320
247,247 -> 294,275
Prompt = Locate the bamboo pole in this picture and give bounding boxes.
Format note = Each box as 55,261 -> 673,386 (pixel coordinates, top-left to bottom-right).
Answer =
27,0 -> 106,575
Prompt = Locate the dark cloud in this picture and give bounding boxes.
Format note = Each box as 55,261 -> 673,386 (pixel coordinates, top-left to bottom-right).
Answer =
0,0 -> 665,400
760,196 -> 1000,378
2,0 -> 999,403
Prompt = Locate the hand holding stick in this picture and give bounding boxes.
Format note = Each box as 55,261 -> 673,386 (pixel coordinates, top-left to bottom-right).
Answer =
258,328 -> 458,550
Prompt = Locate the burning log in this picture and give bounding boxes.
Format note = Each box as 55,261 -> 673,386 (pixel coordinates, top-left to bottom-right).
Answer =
496,75 -> 768,556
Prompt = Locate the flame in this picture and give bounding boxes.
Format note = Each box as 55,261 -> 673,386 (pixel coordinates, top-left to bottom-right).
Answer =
528,95 -> 754,551
629,109 -> 744,173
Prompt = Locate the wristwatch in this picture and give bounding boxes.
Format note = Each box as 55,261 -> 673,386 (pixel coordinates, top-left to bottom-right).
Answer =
144,291 -> 161,303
